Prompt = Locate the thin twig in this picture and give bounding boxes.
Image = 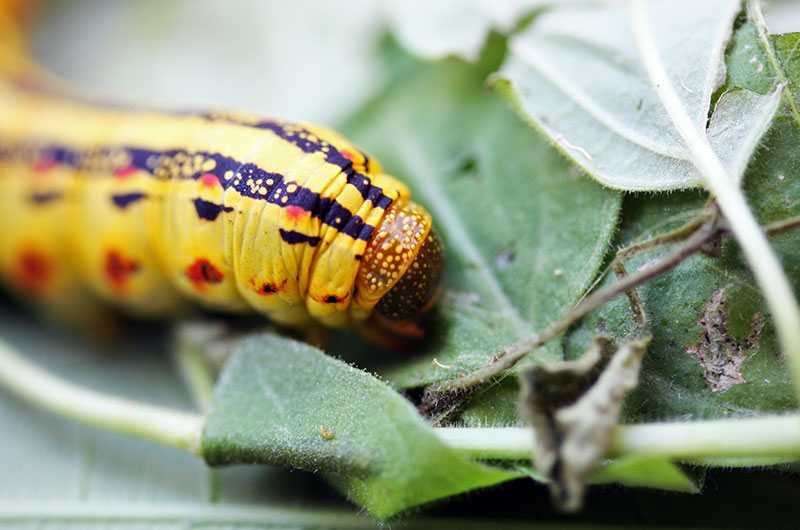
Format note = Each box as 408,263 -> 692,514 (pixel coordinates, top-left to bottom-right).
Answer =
430,218 -> 718,394
763,214 -> 800,236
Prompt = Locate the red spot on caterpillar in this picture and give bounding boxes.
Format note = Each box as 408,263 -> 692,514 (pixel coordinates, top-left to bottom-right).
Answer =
16,248 -> 51,295
285,205 -> 305,220
186,259 -> 223,289
311,291 -> 349,304
340,149 -> 354,161
32,158 -> 57,174
114,165 -> 138,179
200,173 -> 220,188
258,279 -> 286,295
105,250 -> 139,293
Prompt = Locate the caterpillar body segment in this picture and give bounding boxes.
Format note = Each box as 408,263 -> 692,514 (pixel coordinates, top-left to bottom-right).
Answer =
0,74 -> 443,332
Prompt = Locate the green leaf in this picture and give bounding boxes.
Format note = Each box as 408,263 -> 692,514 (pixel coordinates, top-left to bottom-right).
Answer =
342,37 -> 621,389
572,197 -> 797,423
457,19 -> 800,426
520,455 -> 702,494
772,33 -> 800,100
494,0 -> 781,190
725,21 -> 775,95
589,456 -> 702,493
202,334 -> 516,519
594,190 -> 797,420
595,21 -> 800,421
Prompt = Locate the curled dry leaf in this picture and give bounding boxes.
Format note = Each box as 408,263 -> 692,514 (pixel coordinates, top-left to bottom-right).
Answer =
521,334 -> 651,511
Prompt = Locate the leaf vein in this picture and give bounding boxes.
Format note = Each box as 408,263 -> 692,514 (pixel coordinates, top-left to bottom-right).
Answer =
510,38 -> 693,163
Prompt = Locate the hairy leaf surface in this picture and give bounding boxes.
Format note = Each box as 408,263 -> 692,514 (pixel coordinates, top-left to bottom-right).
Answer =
202,334 -> 516,519
494,0 -> 780,190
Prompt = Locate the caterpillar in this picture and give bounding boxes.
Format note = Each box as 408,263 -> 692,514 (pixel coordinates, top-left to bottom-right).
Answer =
0,5 -> 442,335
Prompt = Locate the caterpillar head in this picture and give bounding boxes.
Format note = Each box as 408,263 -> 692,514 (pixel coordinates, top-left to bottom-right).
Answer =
355,199 -> 443,335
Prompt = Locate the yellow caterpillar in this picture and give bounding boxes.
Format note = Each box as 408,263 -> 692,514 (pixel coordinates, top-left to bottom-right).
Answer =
0,4 -> 442,335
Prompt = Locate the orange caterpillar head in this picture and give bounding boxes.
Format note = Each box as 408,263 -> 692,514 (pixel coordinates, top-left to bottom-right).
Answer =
355,199 -> 443,335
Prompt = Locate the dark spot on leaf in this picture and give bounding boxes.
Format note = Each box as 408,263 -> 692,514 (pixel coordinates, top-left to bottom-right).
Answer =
457,155 -> 476,173
494,246 -> 516,269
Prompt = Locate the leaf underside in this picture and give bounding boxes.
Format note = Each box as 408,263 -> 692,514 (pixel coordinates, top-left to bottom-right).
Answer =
494,0 -> 778,190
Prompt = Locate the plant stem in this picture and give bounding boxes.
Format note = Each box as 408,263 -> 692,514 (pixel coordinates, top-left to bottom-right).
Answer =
436,428 -> 534,460
0,336 -> 204,455
436,414 -> 800,462
173,344 -> 216,413
173,328 -> 219,413
630,0 -> 800,399
1,336 -> 798,466
607,414 -> 800,460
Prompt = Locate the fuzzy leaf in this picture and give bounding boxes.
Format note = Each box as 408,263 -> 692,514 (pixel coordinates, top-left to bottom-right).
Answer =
457,10 -> 800,430
494,0 -> 781,190
202,334 -> 516,519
